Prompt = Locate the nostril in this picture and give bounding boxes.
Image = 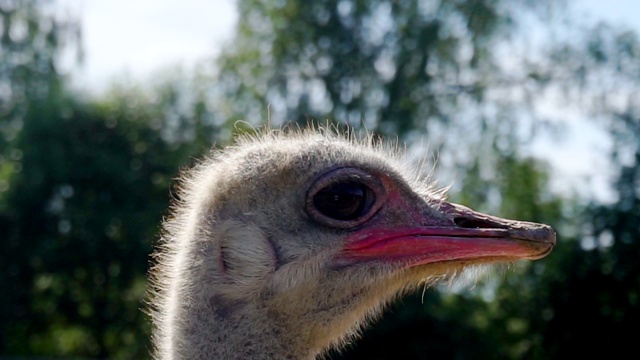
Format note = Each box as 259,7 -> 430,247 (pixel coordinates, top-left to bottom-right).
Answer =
453,217 -> 502,229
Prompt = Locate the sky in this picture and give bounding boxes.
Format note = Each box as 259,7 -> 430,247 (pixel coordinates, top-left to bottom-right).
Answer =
58,0 -> 640,202
60,0 -> 237,94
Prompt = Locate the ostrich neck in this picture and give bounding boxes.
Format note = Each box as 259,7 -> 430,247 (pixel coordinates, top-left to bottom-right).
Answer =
169,296 -> 325,360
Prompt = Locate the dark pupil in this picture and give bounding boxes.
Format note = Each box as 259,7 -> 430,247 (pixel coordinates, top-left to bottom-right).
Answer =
313,182 -> 368,221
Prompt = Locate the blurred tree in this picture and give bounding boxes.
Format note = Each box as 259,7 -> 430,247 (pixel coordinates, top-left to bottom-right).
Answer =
0,3 -> 220,354
1,80 -> 220,357
507,26 -> 640,358
466,24 -> 640,360
0,0 -> 79,353
216,0 -> 561,143
0,0 -> 79,166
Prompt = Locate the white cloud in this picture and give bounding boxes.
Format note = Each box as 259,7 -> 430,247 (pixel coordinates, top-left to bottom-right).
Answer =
60,0 -> 237,95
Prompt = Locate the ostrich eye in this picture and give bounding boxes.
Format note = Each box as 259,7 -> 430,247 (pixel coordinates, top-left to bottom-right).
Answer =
313,182 -> 373,221
306,168 -> 386,229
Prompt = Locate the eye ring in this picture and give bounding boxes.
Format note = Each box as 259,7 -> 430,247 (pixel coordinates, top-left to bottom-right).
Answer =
305,167 -> 386,229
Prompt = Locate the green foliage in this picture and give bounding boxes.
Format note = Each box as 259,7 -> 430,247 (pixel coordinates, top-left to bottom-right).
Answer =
217,0 -> 557,137
0,39 -> 220,357
0,4 -> 220,357
327,291 -> 503,360
0,0 -> 79,158
0,0 -> 73,208
0,95 -> 206,357
525,111 -> 640,358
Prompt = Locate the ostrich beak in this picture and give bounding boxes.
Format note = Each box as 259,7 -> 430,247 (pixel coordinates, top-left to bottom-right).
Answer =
336,202 -> 556,268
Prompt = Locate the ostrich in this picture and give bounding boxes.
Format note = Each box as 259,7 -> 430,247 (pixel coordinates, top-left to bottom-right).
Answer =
149,127 -> 555,359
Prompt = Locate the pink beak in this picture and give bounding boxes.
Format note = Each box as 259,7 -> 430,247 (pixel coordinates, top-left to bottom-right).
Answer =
336,202 -> 556,268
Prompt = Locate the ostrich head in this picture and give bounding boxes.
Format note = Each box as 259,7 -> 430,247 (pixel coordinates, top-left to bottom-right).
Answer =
149,127 -> 555,359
